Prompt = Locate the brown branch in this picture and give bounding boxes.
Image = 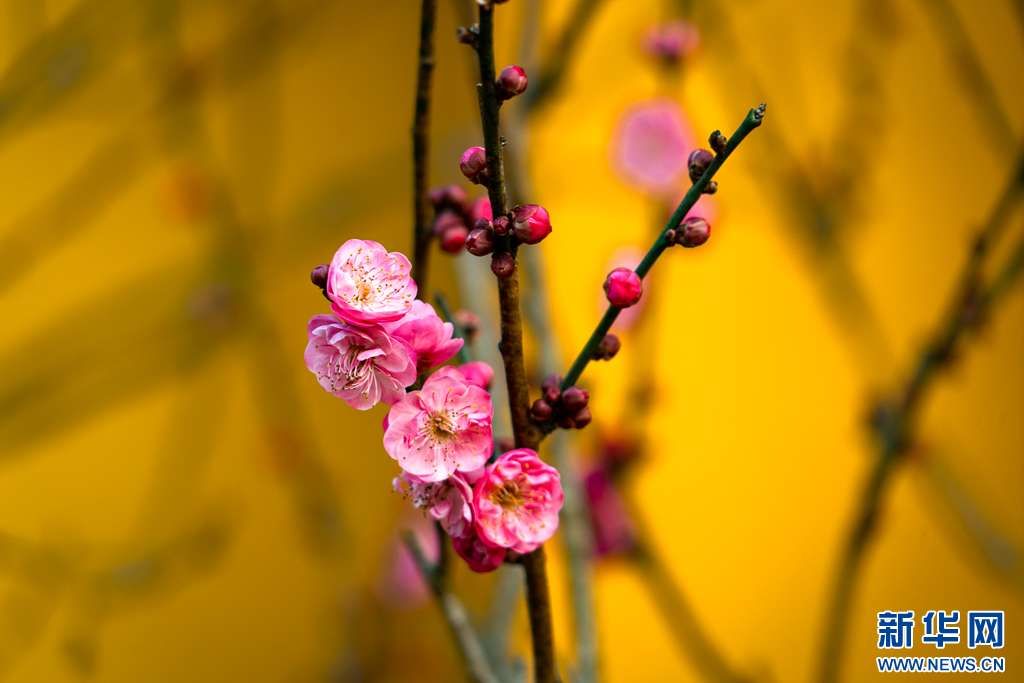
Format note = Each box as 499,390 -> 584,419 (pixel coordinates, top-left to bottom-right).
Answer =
472,4 -> 555,681
411,0 -> 438,292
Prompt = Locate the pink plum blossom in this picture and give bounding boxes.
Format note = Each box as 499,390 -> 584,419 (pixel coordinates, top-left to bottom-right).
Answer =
393,470 -> 477,538
326,239 -> 417,324
453,361 -> 494,390
383,369 -> 493,482
473,449 -> 564,554
452,529 -> 506,572
384,300 -> 464,373
614,99 -> 696,196
304,314 -> 417,410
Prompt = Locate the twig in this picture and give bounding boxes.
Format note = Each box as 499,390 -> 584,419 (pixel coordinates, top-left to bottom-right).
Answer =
471,4 -> 556,680
411,0 -> 438,292
817,164 -> 1024,683
559,104 -> 766,392
402,530 -> 501,683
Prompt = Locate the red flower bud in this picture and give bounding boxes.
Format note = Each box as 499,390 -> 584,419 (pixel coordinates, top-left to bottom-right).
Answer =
433,209 -> 464,237
561,386 -> 589,413
492,215 -> 511,236
542,374 -> 562,404
603,268 -> 643,308
466,227 -> 496,256
459,146 -> 489,185
593,333 -> 621,360
490,252 -> 516,278
428,184 -> 468,211
310,264 -> 328,289
557,414 -> 577,430
687,148 -> 714,183
496,65 -> 528,101
677,216 -> 711,248
440,225 -> 469,253
530,398 -> 554,421
470,196 -> 492,223
572,407 -> 592,429
511,204 -> 552,245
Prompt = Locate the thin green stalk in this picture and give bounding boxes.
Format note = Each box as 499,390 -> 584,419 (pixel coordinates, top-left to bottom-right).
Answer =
560,104 -> 766,391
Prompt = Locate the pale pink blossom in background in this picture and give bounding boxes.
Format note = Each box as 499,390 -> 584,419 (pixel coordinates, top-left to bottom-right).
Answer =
378,521 -> 438,607
326,239 -> 417,324
473,449 -> 564,554
393,471 -> 476,538
644,21 -> 700,63
384,300 -> 464,373
614,99 -> 696,195
304,314 -> 417,410
383,369 -> 493,482
452,529 -> 506,573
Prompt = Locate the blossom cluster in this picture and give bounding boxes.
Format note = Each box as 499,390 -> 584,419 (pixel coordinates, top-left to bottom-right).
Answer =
305,239 -> 564,571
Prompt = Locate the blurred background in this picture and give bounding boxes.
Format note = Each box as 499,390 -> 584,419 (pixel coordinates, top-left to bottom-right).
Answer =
0,0 -> 1021,681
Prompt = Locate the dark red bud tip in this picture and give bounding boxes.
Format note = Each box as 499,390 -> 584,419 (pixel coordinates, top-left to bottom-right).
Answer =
459,146 -> 489,185
572,407 -> 592,429
561,386 -> 589,413
703,180 -> 718,195
688,148 -> 714,183
490,252 -> 516,278
310,264 -> 328,289
530,398 -> 554,421
511,204 -> 552,245
593,333 -> 621,360
541,374 -> 562,403
473,217 -> 493,231
556,415 -> 577,430
496,65 -> 528,101
465,227 -> 496,256
603,268 -> 643,308
492,215 -> 511,236
709,130 -> 727,154
677,216 -> 711,248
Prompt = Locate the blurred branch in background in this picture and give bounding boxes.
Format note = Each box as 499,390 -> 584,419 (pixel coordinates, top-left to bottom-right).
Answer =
818,157 -> 1024,683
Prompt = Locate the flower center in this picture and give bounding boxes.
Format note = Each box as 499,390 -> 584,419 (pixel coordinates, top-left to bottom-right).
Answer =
425,412 -> 457,443
491,481 -> 524,510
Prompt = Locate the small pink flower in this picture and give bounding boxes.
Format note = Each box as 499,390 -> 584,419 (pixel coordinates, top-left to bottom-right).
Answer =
452,529 -> 506,572
454,361 -> 494,390
326,239 -> 417,325
583,467 -> 636,557
614,99 -> 696,195
384,300 -> 464,373
604,267 -> 643,308
304,314 -> 417,410
394,471 -> 475,538
473,449 -> 564,553
384,369 -> 493,482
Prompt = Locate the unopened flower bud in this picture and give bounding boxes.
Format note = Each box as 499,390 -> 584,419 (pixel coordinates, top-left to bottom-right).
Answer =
441,225 -> 469,253
492,215 -> 511,236
433,209 -> 464,237
466,227 -> 496,256
688,148 -> 714,183
310,264 -> 328,289
459,146 -> 489,185
511,204 -> 552,245
496,65 -> 528,101
541,374 -> 562,404
572,407 -> 592,429
490,252 -> 516,278
473,217 -> 492,231
704,180 -> 718,195
709,130 -> 727,154
428,184 -> 468,210
561,386 -> 589,413
603,268 -> 643,308
676,216 -> 711,248
557,414 -> 576,430
530,398 -> 553,421
593,333 -> 621,360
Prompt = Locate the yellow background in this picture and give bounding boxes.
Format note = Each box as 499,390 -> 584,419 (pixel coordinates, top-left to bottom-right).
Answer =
0,0 -> 1020,681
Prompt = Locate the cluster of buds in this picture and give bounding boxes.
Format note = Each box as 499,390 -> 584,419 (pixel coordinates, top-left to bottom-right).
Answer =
427,184 -> 487,253
462,195 -> 553,278
530,375 -> 591,430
